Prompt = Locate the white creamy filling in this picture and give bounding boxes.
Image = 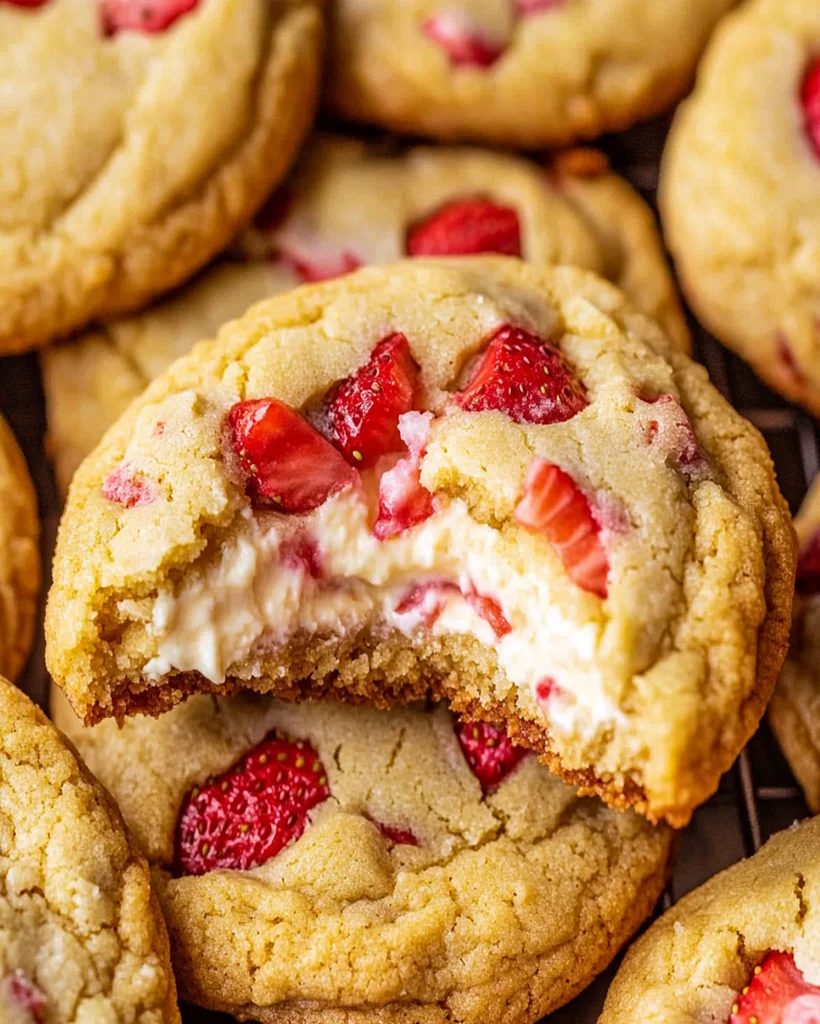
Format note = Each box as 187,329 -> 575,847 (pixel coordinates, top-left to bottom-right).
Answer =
144,491 -> 622,734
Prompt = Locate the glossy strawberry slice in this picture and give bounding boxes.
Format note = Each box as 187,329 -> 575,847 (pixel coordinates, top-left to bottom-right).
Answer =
326,334 -> 419,468
175,734 -> 330,875
515,458 -> 609,598
102,464 -> 157,508
731,951 -> 820,1024
455,719 -> 527,793
423,13 -> 505,66
100,0 -> 198,34
376,822 -> 419,846
453,325 -> 587,425
374,411 -> 436,539
802,59 -> 820,159
228,399 -> 357,512
407,199 -> 521,258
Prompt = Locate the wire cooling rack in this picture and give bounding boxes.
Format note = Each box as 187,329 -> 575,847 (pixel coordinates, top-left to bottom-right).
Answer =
1,116 -> 813,1023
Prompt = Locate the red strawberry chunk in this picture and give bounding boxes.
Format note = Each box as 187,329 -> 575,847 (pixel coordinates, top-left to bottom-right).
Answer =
731,951 -> 820,1024
423,13 -> 505,67
5,973 -> 46,1024
100,0 -> 199,34
644,394 -> 707,476
776,334 -> 806,383
455,719 -> 528,793
535,677 -> 557,708
281,247 -> 363,285
514,0 -> 565,12
1,0 -> 50,7
453,324 -> 587,425
407,199 -> 522,258
797,529 -> 820,594
373,412 -> 436,540
102,464 -> 157,508
278,534 -> 323,579
228,398 -> 357,513
175,734 -> 330,875
802,59 -> 820,159
376,822 -> 419,846
394,578 -> 510,638
515,458 -> 609,598
326,334 -> 420,469
462,582 -> 511,639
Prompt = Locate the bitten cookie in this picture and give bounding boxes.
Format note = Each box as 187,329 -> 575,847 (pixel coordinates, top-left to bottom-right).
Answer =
0,678 -> 179,1024
45,258 -> 795,827
0,0 -> 323,354
599,816 -> 820,1024
51,687 -> 673,1024
660,0 -> 820,414
42,136 -> 688,495
325,0 -> 734,147
769,475 -> 820,811
0,415 -> 39,682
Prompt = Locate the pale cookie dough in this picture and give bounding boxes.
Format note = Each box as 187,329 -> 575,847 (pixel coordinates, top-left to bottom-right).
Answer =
0,677 -> 179,1024
599,815 -> 820,1023
0,0 -> 323,354
325,0 -> 735,147
0,415 -> 39,683
42,136 -> 688,495
660,0 -> 820,415
770,475 -> 820,811
51,687 -> 673,1024
44,258 -> 795,827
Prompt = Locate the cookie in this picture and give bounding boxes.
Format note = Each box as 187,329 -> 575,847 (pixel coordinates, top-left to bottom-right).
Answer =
0,415 -> 39,682
0,0 -> 323,355
42,136 -> 688,495
44,258 -> 795,827
660,0 -> 820,415
769,475 -> 820,811
599,815 -> 820,1023
325,0 -> 735,147
51,686 -> 673,1023
0,677 -> 179,1024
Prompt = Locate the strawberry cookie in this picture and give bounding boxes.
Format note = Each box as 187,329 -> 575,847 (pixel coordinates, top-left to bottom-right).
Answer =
51,686 -> 673,1023
325,0 -> 734,147
661,0 -> 820,415
0,678 -> 179,1024
599,815 -> 820,1024
0,415 -> 39,682
45,258 -> 795,827
769,475 -> 820,812
0,0 -> 322,354
42,136 -> 688,495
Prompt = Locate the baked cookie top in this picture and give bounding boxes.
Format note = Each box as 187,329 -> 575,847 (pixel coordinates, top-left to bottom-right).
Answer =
41,136 -> 688,496
0,0 -> 322,354
660,0 -> 820,415
325,0 -> 735,147
44,257 -> 795,827
599,815 -> 820,1024
0,678 -> 179,1024
0,415 -> 39,682
52,687 -> 673,1024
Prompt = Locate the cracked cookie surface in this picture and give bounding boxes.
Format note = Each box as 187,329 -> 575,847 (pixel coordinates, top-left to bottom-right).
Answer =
660,0 -> 820,415
0,678 -> 179,1024
0,415 -> 39,682
0,0 -> 322,354
325,0 -> 734,147
599,815 -> 820,1023
41,135 -> 688,496
51,687 -> 673,1024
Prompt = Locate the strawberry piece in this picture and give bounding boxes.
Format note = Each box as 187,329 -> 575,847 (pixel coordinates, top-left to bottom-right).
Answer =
228,399 -> 357,513
376,822 -> 419,846
281,248 -> 363,285
453,325 -> 587,425
373,411 -> 436,540
326,334 -> 420,469
393,578 -> 510,638
6,973 -> 46,1023
100,0 -> 199,34
455,719 -> 528,793
802,59 -> 820,159
731,951 -> 820,1024
462,582 -> 511,639
102,464 -> 157,508
407,199 -> 521,258
1,0 -> 50,7
776,334 -> 805,383
797,529 -> 820,594
514,0 -> 565,12
423,13 -> 505,67
515,459 -> 609,598
175,734 -> 330,875
644,394 -> 707,475
279,534 -> 323,579
535,677 -> 557,708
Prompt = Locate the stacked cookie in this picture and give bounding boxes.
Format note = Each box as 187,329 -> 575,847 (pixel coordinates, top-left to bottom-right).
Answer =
1,2 -> 819,1023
